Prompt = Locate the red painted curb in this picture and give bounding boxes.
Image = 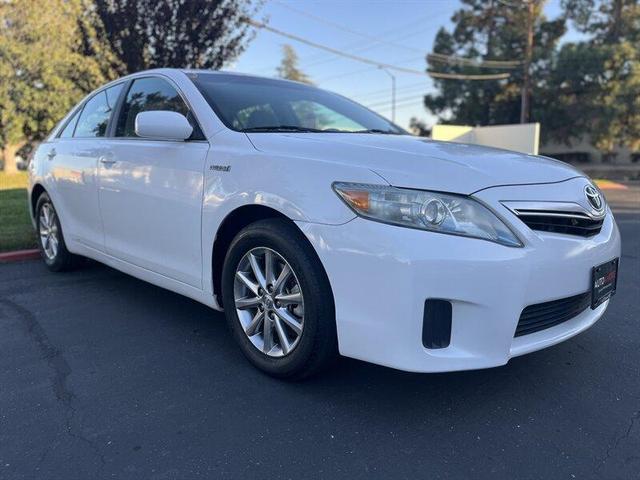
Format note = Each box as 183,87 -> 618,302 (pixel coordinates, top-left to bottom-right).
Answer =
0,249 -> 40,263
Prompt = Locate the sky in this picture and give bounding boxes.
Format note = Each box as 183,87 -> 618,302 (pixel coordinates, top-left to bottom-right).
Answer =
231,0 -> 572,130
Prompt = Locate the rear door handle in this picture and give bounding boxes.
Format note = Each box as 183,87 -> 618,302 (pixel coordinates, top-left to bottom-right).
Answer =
99,157 -> 116,166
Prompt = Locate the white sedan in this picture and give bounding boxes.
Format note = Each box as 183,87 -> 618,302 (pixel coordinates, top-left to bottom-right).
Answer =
28,69 -> 621,379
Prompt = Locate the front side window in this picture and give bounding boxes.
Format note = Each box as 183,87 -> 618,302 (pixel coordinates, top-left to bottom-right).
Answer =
189,73 -> 404,134
115,77 -> 202,139
73,83 -> 123,138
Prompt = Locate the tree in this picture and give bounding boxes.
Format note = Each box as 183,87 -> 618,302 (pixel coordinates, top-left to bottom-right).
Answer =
91,0 -> 260,74
422,0 -> 565,127
276,44 -> 313,84
543,0 -> 640,153
0,0 -> 115,173
409,118 -> 431,137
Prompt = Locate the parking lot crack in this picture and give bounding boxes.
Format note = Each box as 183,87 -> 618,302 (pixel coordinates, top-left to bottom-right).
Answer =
0,299 -> 75,407
597,410 -> 640,470
0,298 -> 106,477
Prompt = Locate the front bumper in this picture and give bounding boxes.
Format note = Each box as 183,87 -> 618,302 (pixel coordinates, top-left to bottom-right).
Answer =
296,179 -> 621,373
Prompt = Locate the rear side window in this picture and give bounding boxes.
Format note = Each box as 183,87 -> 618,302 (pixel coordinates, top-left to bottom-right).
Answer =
73,83 -> 123,138
115,77 -> 203,139
59,109 -> 81,138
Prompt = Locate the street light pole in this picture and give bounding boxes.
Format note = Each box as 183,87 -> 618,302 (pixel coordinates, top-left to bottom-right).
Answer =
379,67 -> 396,123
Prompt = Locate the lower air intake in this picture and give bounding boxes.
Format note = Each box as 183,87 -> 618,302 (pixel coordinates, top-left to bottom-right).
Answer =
515,292 -> 591,337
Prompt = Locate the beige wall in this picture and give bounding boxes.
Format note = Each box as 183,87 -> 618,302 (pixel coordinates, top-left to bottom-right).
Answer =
432,123 -> 540,155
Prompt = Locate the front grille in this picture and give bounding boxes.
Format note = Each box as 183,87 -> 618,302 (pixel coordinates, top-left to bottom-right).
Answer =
515,210 -> 604,237
515,292 -> 591,337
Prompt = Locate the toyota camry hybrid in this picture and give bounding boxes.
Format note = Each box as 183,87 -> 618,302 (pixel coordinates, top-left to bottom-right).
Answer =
28,69 -> 621,379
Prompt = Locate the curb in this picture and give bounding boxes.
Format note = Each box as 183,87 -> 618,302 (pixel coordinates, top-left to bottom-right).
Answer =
0,249 -> 40,263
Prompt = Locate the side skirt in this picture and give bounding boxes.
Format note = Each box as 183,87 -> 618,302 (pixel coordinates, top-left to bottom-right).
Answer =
68,240 -> 224,311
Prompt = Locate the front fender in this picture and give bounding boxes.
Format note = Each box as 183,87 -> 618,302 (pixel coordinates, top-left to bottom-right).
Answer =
202,129 -> 385,225
200,129 -> 385,295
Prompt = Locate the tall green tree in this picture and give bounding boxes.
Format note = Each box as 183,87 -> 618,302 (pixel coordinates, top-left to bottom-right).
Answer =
91,0 -> 260,74
423,0 -> 565,127
276,44 -> 313,84
0,0 -> 116,173
543,0 -> 639,153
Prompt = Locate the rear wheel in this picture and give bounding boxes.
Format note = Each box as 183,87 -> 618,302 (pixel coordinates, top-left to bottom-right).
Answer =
221,219 -> 337,379
35,193 -> 80,272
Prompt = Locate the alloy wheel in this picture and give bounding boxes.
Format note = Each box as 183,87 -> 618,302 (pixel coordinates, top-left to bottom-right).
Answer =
39,203 -> 59,260
233,247 -> 305,357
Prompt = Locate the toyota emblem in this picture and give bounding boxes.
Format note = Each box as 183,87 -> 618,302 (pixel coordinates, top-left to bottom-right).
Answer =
585,185 -> 604,212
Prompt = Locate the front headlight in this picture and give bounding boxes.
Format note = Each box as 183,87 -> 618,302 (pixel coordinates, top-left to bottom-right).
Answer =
333,182 -> 522,247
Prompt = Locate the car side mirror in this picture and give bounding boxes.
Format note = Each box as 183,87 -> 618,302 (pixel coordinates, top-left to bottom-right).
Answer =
134,111 -> 194,141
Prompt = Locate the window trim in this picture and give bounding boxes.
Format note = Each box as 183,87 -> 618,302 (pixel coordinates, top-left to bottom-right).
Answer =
53,75 -> 206,143
111,74 -> 207,143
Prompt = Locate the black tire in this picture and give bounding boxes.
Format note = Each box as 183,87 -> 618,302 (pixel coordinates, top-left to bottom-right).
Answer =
35,192 -> 80,272
221,218 -> 338,380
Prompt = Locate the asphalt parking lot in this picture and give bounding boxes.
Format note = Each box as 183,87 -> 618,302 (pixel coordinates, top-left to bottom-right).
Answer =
1,201 -> 638,479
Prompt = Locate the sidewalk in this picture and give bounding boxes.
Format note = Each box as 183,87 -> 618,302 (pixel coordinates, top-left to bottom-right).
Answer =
604,182 -> 640,213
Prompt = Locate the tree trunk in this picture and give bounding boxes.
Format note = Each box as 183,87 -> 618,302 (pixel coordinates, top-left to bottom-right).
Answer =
520,1 -> 535,124
2,143 -> 23,175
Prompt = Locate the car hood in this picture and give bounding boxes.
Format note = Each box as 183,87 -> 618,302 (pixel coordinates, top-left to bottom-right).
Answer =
246,133 -> 583,194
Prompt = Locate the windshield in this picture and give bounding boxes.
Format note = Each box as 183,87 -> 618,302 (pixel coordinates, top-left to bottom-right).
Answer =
188,72 -> 404,134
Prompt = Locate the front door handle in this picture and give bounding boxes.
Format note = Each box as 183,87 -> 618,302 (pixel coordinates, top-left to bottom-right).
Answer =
47,149 -> 57,160
99,157 -> 116,166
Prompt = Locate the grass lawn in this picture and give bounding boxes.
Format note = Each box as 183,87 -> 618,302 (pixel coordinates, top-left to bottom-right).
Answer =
0,171 -> 37,252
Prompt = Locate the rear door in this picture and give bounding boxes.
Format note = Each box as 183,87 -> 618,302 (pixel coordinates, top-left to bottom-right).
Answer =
48,83 -> 123,251
98,76 -> 209,288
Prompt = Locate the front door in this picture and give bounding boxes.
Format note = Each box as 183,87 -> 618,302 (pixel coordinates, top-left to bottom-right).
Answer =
98,76 -> 208,288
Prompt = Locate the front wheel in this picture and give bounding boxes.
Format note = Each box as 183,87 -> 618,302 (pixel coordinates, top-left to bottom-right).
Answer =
221,219 -> 338,380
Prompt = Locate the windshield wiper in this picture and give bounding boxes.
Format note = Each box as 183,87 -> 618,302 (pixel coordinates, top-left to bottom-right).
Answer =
241,125 -> 324,133
350,128 -> 400,135
241,126 -> 400,134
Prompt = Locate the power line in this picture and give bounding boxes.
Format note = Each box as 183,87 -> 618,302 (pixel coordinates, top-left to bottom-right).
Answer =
314,54 -> 426,84
296,11 -> 447,68
245,18 -> 511,81
315,65 -> 376,83
368,98 -> 428,114
352,82 -> 428,101
263,3 -> 452,71
354,82 -> 426,99
300,29 -> 425,70
365,92 -> 426,109
428,71 -> 511,80
245,19 -> 428,74
272,0 -> 424,54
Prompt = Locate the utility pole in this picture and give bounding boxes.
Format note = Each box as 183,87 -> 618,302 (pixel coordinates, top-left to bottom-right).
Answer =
520,0 -> 535,124
379,67 -> 396,123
